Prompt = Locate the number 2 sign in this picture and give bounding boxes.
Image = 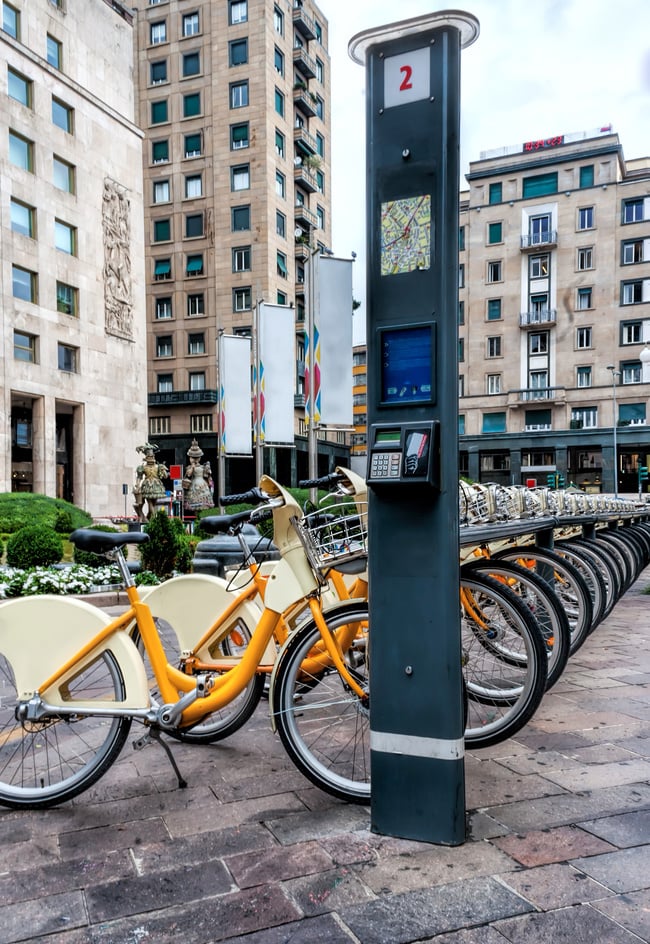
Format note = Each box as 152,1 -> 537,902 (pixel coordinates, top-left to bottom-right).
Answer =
383,46 -> 430,108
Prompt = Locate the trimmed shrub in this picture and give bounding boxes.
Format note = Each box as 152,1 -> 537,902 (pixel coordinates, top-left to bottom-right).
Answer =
72,524 -> 120,568
6,525 -> 63,569
54,509 -> 74,534
0,493 -> 92,534
140,511 -> 192,578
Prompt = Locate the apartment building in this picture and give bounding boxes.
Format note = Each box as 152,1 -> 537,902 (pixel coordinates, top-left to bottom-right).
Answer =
459,129 -> 650,494
133,0 -> 346,489
1,0 -> 147,515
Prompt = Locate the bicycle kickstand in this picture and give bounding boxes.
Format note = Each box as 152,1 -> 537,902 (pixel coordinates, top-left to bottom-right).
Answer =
132,727 -> 188,789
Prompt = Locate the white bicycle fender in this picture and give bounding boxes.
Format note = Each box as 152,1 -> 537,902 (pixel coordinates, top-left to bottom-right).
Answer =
0,595 -> 150,709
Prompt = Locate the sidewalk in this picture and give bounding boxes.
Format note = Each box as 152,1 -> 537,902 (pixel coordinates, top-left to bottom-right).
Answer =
1,571 -> 649,944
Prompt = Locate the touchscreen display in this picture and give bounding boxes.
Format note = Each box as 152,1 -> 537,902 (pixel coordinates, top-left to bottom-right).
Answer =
381,325 -> 433,404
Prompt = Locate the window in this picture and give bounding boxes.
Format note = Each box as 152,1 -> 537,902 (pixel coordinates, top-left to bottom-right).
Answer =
316,132 -> 324,157
578,206 -> 594,230
232,246 -> 251,272
529,254 -> 549,278
232,205 -> 250,231
231,122 -> 249,149
528,214 -> 552,245
233,287 -> 251,311
56,281 -> 77,316
277,251 -> 287,278
229,38 -> 248,66
622,239 -> 647,265
183,92 -> 201,118
277,290 -> 287,305
154,258 -> 171,281
188,332 -> 205,355
275,170 -> 285,198
577,287 -> 592,310
150,59 -> 167,84
276,210 -> 285,238
191,414 -> 212,433
47,34 -> 62,69
316,58 -> 324,82
53,155 -> 75,192
8,68 -> 31,107
183,12 -> 199,36
487,261 -> 502,283
458,414 -> 465,434
528,370 -> 548,394
184,174 -> 202,198
622,280 -> 647,305
579,165 -> 594,188
10,199 -> 34,237
487,336 -> 501,358
150,21 -> 166,44
230,80 -> 248,108
231,164 -> 250,191
571,406 -> 597,428
182,51 -> 200,77
317,206 -> 325,229
458,338 -> 464,362
316,170 -> 324,193
522,172 -> 557,199
185,213 -> 203,238
3,2 -> 19,38
52,98 -> 73,132
315,96 -> 324,119
55,219 -> 76,255
274,88 -> 284,117
275,129 -> 285,158
482,412 -> 506,434
14,331 -> 36,363
487,374 -> 501,395
488,182 -> 502,205
58,343 -> 78,373
153,180 -> 170,203
157,374 -> 173,393
151,99 -> 168,124
9,130 -> 33,171
274,46 -> 284,75
458,226 -> 465,251
619,403 -> 646,425
622,361 -> 642,384
150,416 -> 171,436
155,297 -> 172,320
529,332 -> 548,354
486,299 -> 501,321
152,139 -> 169,163
186,253 -> 204,276
153,218 -> 171,242
488,221 -> 502,244
187,293 -> 204,316
623,198 -> 644,224
458,301 -> 465,325
189,372 -> 206,391
576,327 -> 592,349
458,264 -> 465,288
577,247 -> 593,270
530,293 -> 549,318
229,0 -> 247,24
273,5 -> 283,34
156,335 -> 173,357
184,133 -> 202,158
576,366 -> 592,388
621,321 -> 643,345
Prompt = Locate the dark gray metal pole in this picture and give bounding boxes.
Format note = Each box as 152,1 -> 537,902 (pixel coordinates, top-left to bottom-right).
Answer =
349,11 -> 479,844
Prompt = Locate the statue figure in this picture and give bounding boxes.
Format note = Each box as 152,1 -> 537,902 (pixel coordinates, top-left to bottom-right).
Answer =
182,439 -> 214,511
133,443 -> 168,521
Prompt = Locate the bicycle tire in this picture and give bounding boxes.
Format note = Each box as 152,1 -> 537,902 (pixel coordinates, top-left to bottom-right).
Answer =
0,649 -> 131,809
461,572 -> 548,748
599,529 -> 644,581
551,541 -> 608,630
463,558 -> 570,689
593,532 -> 635,589
272,602 -> 370,804
557,538 -> 619,620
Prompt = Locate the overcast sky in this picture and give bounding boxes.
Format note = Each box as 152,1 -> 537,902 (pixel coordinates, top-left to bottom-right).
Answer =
316,0 -> 650,338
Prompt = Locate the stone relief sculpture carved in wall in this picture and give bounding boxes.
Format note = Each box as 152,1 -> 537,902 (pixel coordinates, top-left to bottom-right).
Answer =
102,178 -> 133,340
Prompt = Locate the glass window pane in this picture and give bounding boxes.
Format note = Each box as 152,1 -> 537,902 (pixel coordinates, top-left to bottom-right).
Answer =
47,35 -> 61,69
8,68 -> 30,106
53,155 -> 74,192
152,139 -> 169,163
12,265 -> 35,301
52,97 -> 72,132
9,131 -> 31,170
183,93 -> 201,117
10,200 -> 33,236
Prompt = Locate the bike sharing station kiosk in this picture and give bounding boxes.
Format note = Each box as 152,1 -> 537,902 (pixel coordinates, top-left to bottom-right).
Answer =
349,11 -> 479,843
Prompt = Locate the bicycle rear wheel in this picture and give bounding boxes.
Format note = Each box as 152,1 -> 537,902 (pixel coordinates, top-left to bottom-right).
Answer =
0,649 -> 131,809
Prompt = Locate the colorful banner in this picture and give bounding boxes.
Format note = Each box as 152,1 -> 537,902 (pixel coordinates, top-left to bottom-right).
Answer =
219,334 -> 252,455
259,303 -> 294,444
312,255 -> 353,426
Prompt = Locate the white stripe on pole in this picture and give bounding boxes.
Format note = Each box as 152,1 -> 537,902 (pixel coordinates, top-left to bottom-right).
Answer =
220,334 -> 252,455
259,303 -> 295,444
316,257 -> 353,426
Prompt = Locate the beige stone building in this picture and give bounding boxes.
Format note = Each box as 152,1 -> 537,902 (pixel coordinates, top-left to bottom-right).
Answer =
1,0 -> 147,516
459,129 -> 650,494
132,0 -> 345,490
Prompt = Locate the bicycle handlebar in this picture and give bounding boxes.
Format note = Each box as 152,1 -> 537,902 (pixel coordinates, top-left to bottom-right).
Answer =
218,487 -> 268,506
299,472 -> 344,489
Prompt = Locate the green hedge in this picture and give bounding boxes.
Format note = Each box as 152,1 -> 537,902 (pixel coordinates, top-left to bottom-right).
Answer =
0,493 -> 92,534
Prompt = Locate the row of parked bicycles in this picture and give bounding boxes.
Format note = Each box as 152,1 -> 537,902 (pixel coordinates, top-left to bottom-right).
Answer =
0,470 -> 647,810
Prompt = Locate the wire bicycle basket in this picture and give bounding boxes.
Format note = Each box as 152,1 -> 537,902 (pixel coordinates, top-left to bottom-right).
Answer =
293,502 -> 368,574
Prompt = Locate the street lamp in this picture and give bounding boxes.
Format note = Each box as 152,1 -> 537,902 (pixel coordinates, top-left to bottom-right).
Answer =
606,364 -> 621,498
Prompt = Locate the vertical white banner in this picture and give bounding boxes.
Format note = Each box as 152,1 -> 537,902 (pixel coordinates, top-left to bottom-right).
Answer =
316,256 -> 353,425
259,303 -> 295,444
220,334 -> 252,455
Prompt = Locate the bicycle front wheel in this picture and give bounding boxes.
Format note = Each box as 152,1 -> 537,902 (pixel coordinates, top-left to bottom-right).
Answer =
272,603 -> 370,804
0,649 -> 131,809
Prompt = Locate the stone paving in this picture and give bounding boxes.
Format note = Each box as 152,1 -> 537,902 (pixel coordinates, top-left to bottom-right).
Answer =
1,570 -> 649,944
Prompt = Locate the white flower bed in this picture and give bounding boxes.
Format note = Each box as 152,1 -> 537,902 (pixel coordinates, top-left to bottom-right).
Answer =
0,564 -> 123,598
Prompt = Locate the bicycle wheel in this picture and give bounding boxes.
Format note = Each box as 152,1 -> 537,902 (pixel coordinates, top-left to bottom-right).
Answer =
552,542 -> 607,630
0,649 -> 131,809
558,539 -> 619,620
461,572 -> 548,748
272,602 -> 370,804
463,558 -> 570,689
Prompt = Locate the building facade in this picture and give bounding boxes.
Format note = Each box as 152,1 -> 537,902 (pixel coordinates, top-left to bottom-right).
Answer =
133,0 -> 347,491
1,0 -> 147,515
459,129 -> 650,494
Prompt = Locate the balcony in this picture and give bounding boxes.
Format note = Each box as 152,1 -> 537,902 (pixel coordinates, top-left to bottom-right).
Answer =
294,393 -> 306,409
519,308 -> 557,327
294,125 -> 318,156
511,386 -> 566,404
520,230 -> 558,251
294,86 -> 317,118
292,5 -> 317,40
293,45 -> 318,80
148,389 -> 217,406
294,164 -> 318,193
295,203 -> 317,230
294,241 -> 310,262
